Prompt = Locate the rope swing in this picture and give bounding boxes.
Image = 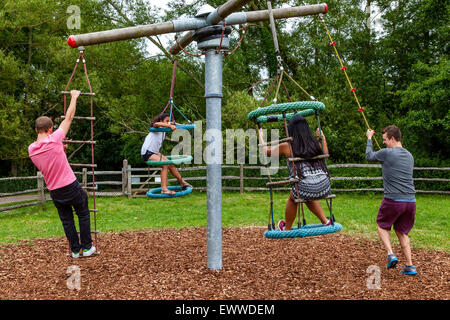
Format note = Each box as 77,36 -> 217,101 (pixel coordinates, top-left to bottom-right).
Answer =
247,1 -> 343,239
145,61 -> 194,198
149,60 -> 195,133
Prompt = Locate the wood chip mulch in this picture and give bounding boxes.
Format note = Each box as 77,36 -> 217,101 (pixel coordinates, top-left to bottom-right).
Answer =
0,227 -> 448,300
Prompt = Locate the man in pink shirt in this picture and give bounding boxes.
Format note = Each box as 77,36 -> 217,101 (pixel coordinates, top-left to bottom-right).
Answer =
28,90 -> 96,258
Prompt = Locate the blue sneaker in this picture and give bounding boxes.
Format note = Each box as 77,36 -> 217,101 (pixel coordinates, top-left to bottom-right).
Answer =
387,254 -> 398,269
400,265 -> 417,275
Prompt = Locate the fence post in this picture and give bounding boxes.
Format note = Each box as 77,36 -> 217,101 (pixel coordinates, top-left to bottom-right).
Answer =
240,164 -> 244,194
37,171 -> 45,210
122,159 -> 128,195
127,164 -> 132,199
82,168 -> 87,188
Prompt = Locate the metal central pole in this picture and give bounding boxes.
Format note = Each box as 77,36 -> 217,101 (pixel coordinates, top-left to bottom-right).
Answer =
204,48 -> 223,270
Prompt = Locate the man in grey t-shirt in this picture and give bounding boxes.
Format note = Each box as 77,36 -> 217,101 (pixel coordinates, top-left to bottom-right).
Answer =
366,125 -> 417,275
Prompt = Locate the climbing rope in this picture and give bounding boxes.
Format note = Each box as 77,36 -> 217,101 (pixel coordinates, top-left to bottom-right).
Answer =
63,48 -> 99,252
318,14 -> 381,149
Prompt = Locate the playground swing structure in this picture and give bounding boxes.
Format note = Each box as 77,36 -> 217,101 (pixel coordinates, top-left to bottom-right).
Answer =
66,0 -> 341,269
145,60 -> 194,198
247,1 -> 344,238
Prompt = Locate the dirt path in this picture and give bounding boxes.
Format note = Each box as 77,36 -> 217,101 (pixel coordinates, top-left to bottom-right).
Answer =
0,194 -> 51,205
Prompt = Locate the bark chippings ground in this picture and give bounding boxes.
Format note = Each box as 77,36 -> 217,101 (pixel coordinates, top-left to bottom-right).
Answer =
0,227 -> 448,300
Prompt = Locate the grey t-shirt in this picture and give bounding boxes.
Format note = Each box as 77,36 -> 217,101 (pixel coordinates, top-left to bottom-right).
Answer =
366,139 -> 415,200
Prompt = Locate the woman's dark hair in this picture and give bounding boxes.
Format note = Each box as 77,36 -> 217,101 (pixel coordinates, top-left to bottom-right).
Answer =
287,114 -> 329,177
149,112 -> 170,128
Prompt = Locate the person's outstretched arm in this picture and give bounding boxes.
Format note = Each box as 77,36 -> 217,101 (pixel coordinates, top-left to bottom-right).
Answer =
366,129 -> 386,162
59,90 -> 80,136
153,122 -> 177,131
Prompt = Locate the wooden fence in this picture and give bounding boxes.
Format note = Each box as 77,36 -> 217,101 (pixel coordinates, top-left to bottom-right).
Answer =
1,159 -> 449,212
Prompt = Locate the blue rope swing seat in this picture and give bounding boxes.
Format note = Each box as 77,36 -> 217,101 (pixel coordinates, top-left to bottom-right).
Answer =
264,222 -> 343,239
146,185 -> 193,198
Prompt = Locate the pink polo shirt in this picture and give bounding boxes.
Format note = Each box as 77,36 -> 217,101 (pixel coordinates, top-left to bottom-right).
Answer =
28,128 -> 76,191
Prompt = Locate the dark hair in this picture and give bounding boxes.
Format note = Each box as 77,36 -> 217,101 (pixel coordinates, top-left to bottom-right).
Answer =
35,116 -> 53,133
287,114 -> 329,177
382,125 -> 401,142
149,113 -> 170,128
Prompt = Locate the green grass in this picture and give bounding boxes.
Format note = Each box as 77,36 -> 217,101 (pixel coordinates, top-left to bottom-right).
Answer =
0,192 -> 448,252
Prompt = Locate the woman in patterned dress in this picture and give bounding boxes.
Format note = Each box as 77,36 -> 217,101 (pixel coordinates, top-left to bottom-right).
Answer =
258,115 -> 331,231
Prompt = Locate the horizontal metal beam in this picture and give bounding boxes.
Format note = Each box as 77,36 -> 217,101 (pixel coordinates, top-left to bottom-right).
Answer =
68,3 -> 327,49
169,3 -> 328,55
206,0 -> 253,25
67,0 -> 252,48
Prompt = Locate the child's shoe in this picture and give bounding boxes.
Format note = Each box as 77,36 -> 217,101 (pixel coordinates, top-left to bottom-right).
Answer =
278,220 -> 286,231
71,251 -> 80,258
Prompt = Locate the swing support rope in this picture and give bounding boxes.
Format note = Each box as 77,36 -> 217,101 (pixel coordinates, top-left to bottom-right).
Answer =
160,60 -> 192,125
318,14 -> 381,150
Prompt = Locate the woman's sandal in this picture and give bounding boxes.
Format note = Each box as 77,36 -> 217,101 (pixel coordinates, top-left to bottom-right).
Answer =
181,182 -> 193,190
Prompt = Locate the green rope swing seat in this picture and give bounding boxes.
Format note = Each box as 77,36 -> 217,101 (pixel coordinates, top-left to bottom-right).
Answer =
145,155 -> 193,166
247,101 -> 325,123
145,155 -> 193,198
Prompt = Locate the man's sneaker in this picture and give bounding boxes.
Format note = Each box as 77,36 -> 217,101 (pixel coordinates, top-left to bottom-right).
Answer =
400,264 -> 417,275
71,251 -> 80,258
278,220 -> 286,231
387,254 -> 398,269
83,246 -> 96,257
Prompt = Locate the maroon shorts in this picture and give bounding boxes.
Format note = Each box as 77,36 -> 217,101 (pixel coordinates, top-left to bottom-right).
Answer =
377,198 -> 416,235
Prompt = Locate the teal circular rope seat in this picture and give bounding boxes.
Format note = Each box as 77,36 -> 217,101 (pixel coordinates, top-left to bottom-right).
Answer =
146,155 -> 193,166
248,101 -> 325,123
146,185 -> 193,198
149,123 -> 195,132
255,109 -> 316,123
264,222 -> 343,239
